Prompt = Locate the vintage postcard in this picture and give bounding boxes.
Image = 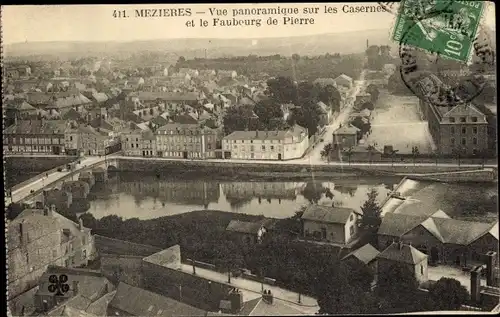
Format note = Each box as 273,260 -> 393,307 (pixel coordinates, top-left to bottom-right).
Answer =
2,2 -> 498,316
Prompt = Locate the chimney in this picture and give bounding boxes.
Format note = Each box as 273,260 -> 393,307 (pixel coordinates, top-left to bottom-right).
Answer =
486,251 -> 498,287
50,204 -> 56,215
191,259 -> 196,275
43,206 -> 50,216
470,265 -> 482,303
78,217 -> 84,231
72,281 -> 79,295
263,290 -> 274,304
398,240 -> 404,250
229,289 -> 243,313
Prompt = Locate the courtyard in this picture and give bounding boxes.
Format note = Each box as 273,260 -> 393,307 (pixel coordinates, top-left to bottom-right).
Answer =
363,90 -> 436,155
427,264 -> 486,293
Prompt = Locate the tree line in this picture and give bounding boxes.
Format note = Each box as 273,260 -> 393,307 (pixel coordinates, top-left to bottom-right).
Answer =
223,76 -> 342,137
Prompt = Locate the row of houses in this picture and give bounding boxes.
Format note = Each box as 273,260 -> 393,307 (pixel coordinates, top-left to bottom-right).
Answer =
121,123 -> 310,161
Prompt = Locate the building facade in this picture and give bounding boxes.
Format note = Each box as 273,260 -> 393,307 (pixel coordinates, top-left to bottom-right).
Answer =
7,207 -> 96,314
420,101 -> 489,156
155,123 -> 218,159
301,205 -> 359,246
4,120 -> 66,155
222,125 -> 309,161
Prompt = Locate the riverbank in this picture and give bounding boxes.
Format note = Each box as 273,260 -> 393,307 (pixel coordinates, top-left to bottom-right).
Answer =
115,157 -> 493,180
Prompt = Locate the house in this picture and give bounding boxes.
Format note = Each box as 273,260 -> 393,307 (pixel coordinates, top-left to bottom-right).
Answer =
376,242 -> 429,285
222,125 -> 309,161
354,92 -> 372,108
155,123 -> 218,159
301,205 -> 359,246
342,243 -> 380,272
332,74 -> 353,89
217,70 -> 238,79
121,128 -> 144,157
61,181 -> 91,200
5,65 -> 32,79
313,78 -> 337,88
378,212 -> 499,267
317,101 -> 333,126
419,101 -> 488,156
7,206 -> 96,315
35,266 -> 114,314
3,119 -> 67,155
107,282 -> 207,317
332,124 -> 360,150
69,125 -> 115,156
226,220 -> 267,245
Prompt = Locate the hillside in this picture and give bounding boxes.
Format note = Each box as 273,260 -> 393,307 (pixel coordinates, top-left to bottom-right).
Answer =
4,29 -> 395,58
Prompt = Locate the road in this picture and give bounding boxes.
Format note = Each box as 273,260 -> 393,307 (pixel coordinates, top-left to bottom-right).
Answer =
9,156 -> 105,204
179,264 -> 318,314
306,69 -> 368,164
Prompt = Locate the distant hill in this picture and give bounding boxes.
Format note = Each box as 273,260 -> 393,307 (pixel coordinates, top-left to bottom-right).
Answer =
4,29 -> 397,58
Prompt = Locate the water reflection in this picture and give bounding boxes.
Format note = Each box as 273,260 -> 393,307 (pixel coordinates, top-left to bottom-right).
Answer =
87,172 -> 399,220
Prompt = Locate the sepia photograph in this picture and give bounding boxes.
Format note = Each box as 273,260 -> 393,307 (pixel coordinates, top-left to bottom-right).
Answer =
2,2 -> 498,316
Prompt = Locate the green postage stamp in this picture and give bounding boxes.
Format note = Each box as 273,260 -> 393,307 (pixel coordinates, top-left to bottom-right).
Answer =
392,0 -> 485,62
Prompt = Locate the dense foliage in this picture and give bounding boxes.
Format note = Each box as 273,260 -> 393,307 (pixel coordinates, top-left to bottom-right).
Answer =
176,53 -> 364,82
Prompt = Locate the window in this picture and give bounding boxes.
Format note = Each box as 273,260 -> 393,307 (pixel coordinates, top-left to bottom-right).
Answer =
473,127 -> 478,134
473,138 -> 477,145
421,265 -> 424,275
460,117 -> 466,123
451,138 -> 455,145
262,145 -> 265,150
270,145 -> 274,150
207,144 -> 212,150
461,138 -> 466,145
70,136 -> 73,141
461,127 -> 466,134
449,117 -> 455,123
450,127 -> 455,134
82,250 -> 87,259
52,249 -> 57,258
250,140 -> 253,143
471,117 -> 478,122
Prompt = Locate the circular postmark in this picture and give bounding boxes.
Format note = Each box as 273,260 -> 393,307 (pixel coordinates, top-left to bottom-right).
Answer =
378,0 -> 455,20
397,8 -> 494,106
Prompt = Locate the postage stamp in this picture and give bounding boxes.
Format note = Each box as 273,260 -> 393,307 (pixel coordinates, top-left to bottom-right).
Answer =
392,0 -> 485,62
379,0 -> 455,19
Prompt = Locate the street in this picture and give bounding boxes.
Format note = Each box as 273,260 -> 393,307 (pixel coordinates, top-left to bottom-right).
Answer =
306,69 -> 368,164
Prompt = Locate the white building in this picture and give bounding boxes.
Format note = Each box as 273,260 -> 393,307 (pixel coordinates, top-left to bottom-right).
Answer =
222,124 -> 309,160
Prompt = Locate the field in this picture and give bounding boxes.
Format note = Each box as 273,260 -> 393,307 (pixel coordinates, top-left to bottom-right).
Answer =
364,90 -> 436,155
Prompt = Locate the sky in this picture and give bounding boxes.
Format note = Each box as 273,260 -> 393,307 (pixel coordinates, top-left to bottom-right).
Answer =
1,2 -> 496,44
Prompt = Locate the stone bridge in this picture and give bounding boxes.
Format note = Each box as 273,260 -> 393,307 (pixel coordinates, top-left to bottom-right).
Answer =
7,156 -> 120,206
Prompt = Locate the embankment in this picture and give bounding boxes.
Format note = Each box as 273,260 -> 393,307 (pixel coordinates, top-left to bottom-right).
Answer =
115,157 -> 494,181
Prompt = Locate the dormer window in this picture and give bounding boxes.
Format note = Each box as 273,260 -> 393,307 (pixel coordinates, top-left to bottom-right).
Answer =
449,117 -> 455,123
460,117 -> 466,123
471,117 -> 478,122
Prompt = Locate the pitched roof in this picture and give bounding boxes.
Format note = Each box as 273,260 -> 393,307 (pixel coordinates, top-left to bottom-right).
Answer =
379,213 -> 498,246
334,124 -> 360,135
5,99 -> 37,111
171,114 -> 198,124
143,245 -> 182,269
4,119 -> 67,135
441,103 -> 487,122
226,220 -> 262,234
334,74 -> 353,83
137,91 -> 198,102
342,243 -> 380,264
377,242 -> 428,265
47,93 -> 92,109
109,283 -> 207,317
223,125 -> 307,141
301,205 -> 355,224
313,78 -> 336,87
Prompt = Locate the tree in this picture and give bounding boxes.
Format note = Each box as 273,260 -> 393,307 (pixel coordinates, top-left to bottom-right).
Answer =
344,147 -> 354,165
452,147 -> 463,167
320,143 -> 334,161
376,263 -> 421,312
222,105 -> 258,135
291,53 -> 300,61
366,84 -> 380,103
428,278 -> 469,311
265,76 -> 296,104
301,182 -> 334,204
390,149 -> 399,167
357,188 -> 382,235
253,99 -> 283,130
315,262 -> 377,314
411,146 -> 420,166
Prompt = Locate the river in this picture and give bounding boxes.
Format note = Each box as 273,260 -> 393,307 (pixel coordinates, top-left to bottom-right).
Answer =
83,172 -> 497,221
84,172 -> 400,219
